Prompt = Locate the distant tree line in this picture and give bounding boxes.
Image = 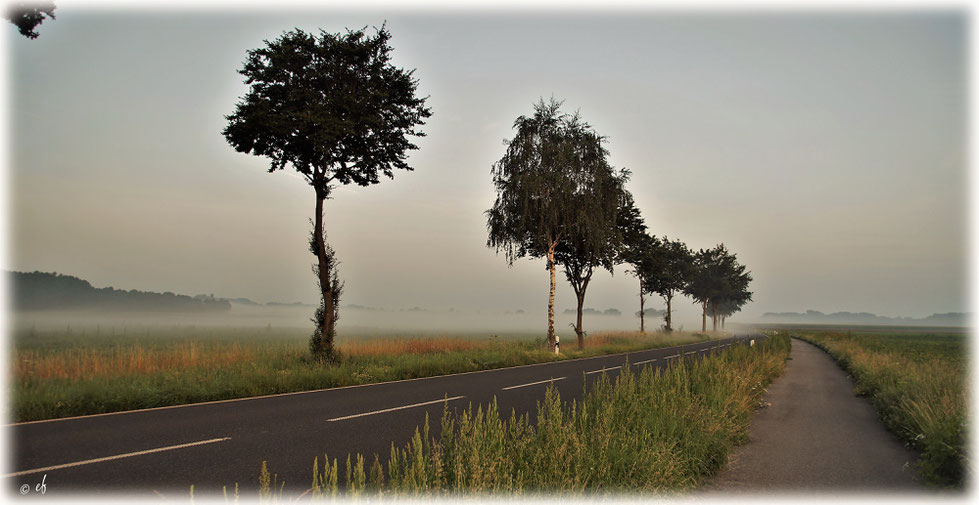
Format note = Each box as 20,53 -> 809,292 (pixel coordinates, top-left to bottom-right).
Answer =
761,310 -> 969,326
487,99 -> 753,350
562,308 -> 622,317
10,271 -> 231,312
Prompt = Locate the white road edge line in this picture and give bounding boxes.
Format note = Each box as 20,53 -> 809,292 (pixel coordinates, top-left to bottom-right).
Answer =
685,351 -> 697,355
327,396 -> 465,422
501,377 -> 566,391
632,358 -> 657,365
664,354 -> 680,359
5,437 -> 232,478
584,366 -> 622,375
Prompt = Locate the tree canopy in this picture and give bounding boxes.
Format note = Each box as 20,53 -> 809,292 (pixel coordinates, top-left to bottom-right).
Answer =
708,259 -> 753,328
642,236 -> 694,332
6,2 -> 55,39
487,98 -> 622,350
224,25 -> 432,199
685,244 -> 751,332
555,167 -> 629,347
224,25 -> 431,361
615,195 -> 656,332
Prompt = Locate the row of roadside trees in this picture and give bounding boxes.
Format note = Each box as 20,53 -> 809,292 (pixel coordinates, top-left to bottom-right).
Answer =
487,99 -> 752,352
222,24 -> 750,360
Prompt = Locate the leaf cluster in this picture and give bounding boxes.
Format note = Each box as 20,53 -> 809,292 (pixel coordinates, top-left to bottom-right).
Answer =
685,244 -> 752,315
223,24 -> 432,197
642,236 -> 695,300
486,98 -> 623,266
6,2 -> 55,39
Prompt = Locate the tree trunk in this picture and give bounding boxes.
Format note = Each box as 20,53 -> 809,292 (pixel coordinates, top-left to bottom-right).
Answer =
722,315 -> 726,330
639,280 -> 645,333
313,193 -> 336,360
547,242 -> 557,351
712,304 -> 718,332
575,290 -> 585,350
701,302 -> 707,333
665,294 -> 673,332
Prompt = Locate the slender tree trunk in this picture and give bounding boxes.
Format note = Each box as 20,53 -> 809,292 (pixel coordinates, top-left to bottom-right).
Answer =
701,302 -> 707,333
639,281 -> 645,333
712,305 -> 718,332
665,294 -> 673,332
547,242 -> 557,351
722,315 -> 726,330
575,289 -> 586,350
313,193 -> 336,360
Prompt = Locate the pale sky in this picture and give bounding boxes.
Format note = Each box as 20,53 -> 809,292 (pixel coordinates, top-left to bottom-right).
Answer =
6,6 -> 969,327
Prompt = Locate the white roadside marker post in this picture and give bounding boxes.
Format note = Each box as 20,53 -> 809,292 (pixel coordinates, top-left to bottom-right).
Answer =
555,335 -> 560,354
750,339 -> 755,346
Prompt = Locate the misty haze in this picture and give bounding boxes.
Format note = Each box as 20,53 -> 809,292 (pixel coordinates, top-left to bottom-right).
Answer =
5,4 -> 970,500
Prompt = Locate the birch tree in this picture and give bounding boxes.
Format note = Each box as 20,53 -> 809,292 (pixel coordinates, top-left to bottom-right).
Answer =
487,98 -> 620,351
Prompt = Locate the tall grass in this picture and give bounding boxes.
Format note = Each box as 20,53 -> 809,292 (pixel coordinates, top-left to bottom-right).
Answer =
13,328 -> 716,422
794,331 -> 967,488
256,334 -> 791,497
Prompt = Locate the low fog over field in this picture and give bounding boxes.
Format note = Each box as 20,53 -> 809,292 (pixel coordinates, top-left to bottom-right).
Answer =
11,302 -> 713,338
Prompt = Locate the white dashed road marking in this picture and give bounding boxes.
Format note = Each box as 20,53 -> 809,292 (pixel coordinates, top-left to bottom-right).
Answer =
501,377 -> 566,391
327,396 -> 465,422
585,366 -> 622,375
5,437 -> 232,478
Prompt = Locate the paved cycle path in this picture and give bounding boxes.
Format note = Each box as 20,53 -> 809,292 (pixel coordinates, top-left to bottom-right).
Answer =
705,337 -> 922,493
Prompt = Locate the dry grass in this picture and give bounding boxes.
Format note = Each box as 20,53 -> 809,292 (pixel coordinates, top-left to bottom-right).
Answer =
578,330 -> 715,349
15,331 -> 705,381
339,337 -> 494,357
13,328 -> 720,422
15,341 -> 262,381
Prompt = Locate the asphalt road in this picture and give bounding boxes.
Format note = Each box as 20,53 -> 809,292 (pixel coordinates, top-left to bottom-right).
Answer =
7,333 -> 760,498
703,337 -> 921,493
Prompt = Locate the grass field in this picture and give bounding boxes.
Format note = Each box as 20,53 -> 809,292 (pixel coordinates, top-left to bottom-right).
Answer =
788,329 -> 967,488
252,334 -> 791,497
12,324 -> 720,422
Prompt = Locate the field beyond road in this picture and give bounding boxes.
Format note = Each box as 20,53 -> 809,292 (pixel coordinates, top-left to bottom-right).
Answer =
13,325 -> 719,422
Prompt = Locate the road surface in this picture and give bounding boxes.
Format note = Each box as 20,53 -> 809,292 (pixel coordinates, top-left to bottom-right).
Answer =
8,333 -> 759,498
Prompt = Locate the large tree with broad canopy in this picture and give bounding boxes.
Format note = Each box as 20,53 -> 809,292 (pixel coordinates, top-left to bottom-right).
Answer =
224,25 -> 431,361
